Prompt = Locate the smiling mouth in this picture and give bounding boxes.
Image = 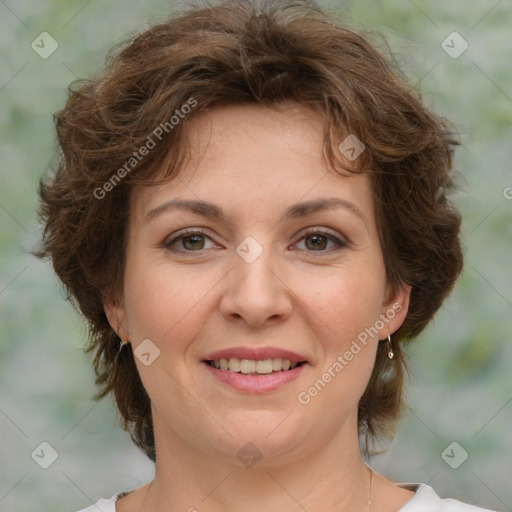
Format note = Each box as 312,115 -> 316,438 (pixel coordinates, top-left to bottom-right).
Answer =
205,358 -> 306,375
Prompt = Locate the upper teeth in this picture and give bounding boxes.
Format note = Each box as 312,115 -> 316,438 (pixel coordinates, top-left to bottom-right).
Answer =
210,358 -> 299,374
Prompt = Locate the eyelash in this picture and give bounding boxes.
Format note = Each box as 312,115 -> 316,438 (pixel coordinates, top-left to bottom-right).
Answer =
163,227 -> 348,256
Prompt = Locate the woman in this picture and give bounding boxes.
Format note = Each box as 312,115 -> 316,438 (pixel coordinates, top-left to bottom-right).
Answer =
37,0 -> 496,510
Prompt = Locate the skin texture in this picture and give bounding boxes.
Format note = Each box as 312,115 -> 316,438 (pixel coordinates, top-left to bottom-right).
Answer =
106,103 -> 414,511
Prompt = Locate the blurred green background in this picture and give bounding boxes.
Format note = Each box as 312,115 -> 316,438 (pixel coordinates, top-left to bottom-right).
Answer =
0,1 -> 510,510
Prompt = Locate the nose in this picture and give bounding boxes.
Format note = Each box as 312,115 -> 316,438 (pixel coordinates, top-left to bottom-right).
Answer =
219,239 -> 293,328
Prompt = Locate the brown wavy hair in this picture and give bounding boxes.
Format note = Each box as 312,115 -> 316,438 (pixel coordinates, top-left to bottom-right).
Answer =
36,0 -> 463,461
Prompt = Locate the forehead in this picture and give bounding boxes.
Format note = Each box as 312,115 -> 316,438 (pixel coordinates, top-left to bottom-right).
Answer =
179,102 -> 328,180
131,103 -> 374,224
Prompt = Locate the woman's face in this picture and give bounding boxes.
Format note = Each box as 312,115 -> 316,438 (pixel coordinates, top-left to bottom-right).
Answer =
107,103 -> 410,465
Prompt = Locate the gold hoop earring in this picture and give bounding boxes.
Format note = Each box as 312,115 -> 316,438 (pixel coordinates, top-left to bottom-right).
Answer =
386,329 -> 394,359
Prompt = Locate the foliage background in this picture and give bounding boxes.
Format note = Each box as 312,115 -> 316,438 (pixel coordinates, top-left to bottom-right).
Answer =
0,1 -> 510,510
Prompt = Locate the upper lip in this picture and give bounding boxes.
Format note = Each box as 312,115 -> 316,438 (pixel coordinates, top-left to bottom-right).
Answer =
204,347 -> 308,364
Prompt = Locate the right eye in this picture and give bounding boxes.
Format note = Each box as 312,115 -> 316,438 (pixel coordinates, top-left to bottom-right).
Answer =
164,228 -> 219,253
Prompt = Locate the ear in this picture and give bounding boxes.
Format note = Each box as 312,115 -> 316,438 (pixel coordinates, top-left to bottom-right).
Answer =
377,281 -> 411,340
103,292 -> 129,342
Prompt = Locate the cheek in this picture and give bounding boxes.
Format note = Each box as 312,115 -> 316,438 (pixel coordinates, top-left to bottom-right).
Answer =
298,269 -> 383,406
300,262 -> 386,341
122,257 -> 218,346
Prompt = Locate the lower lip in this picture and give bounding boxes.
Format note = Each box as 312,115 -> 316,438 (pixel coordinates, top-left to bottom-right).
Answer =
202,362 -> 307,393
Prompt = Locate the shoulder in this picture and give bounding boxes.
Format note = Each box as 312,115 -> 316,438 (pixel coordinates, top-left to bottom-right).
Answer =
398,484 -> 497,512
73,485 -> 496,512
74,494 -> 120,512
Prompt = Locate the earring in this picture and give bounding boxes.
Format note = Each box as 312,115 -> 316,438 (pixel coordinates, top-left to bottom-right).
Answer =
113,328 -> 129,352
386,329 -> 394,359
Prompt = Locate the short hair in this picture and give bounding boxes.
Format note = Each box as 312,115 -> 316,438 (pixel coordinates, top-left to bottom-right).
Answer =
36,0 -> 463,461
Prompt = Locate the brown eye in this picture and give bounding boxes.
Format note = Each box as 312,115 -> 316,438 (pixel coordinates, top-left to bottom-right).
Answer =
295,229 -> 348,253
304,233 -> 329,251
164,229 -> 215,253
181,234 -> 206,250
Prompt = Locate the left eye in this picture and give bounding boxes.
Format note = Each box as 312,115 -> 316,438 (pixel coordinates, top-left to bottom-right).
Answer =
294,229 -> 347,252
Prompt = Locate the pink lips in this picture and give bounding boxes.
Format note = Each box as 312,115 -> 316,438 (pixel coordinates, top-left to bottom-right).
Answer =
203,346 -> 308,394
205,347 -> 307,363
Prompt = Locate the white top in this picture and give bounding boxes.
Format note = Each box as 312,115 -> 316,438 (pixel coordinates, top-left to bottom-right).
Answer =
75,483 -> 497,511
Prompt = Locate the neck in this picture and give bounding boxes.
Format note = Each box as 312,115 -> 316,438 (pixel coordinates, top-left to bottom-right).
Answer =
140,414 -> 371,512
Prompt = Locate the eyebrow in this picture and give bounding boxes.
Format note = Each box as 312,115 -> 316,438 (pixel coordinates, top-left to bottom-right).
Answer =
145,197 -> 368,228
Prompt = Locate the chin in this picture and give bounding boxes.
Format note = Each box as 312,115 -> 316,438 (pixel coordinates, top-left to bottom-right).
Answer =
203,409 -> 316,464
